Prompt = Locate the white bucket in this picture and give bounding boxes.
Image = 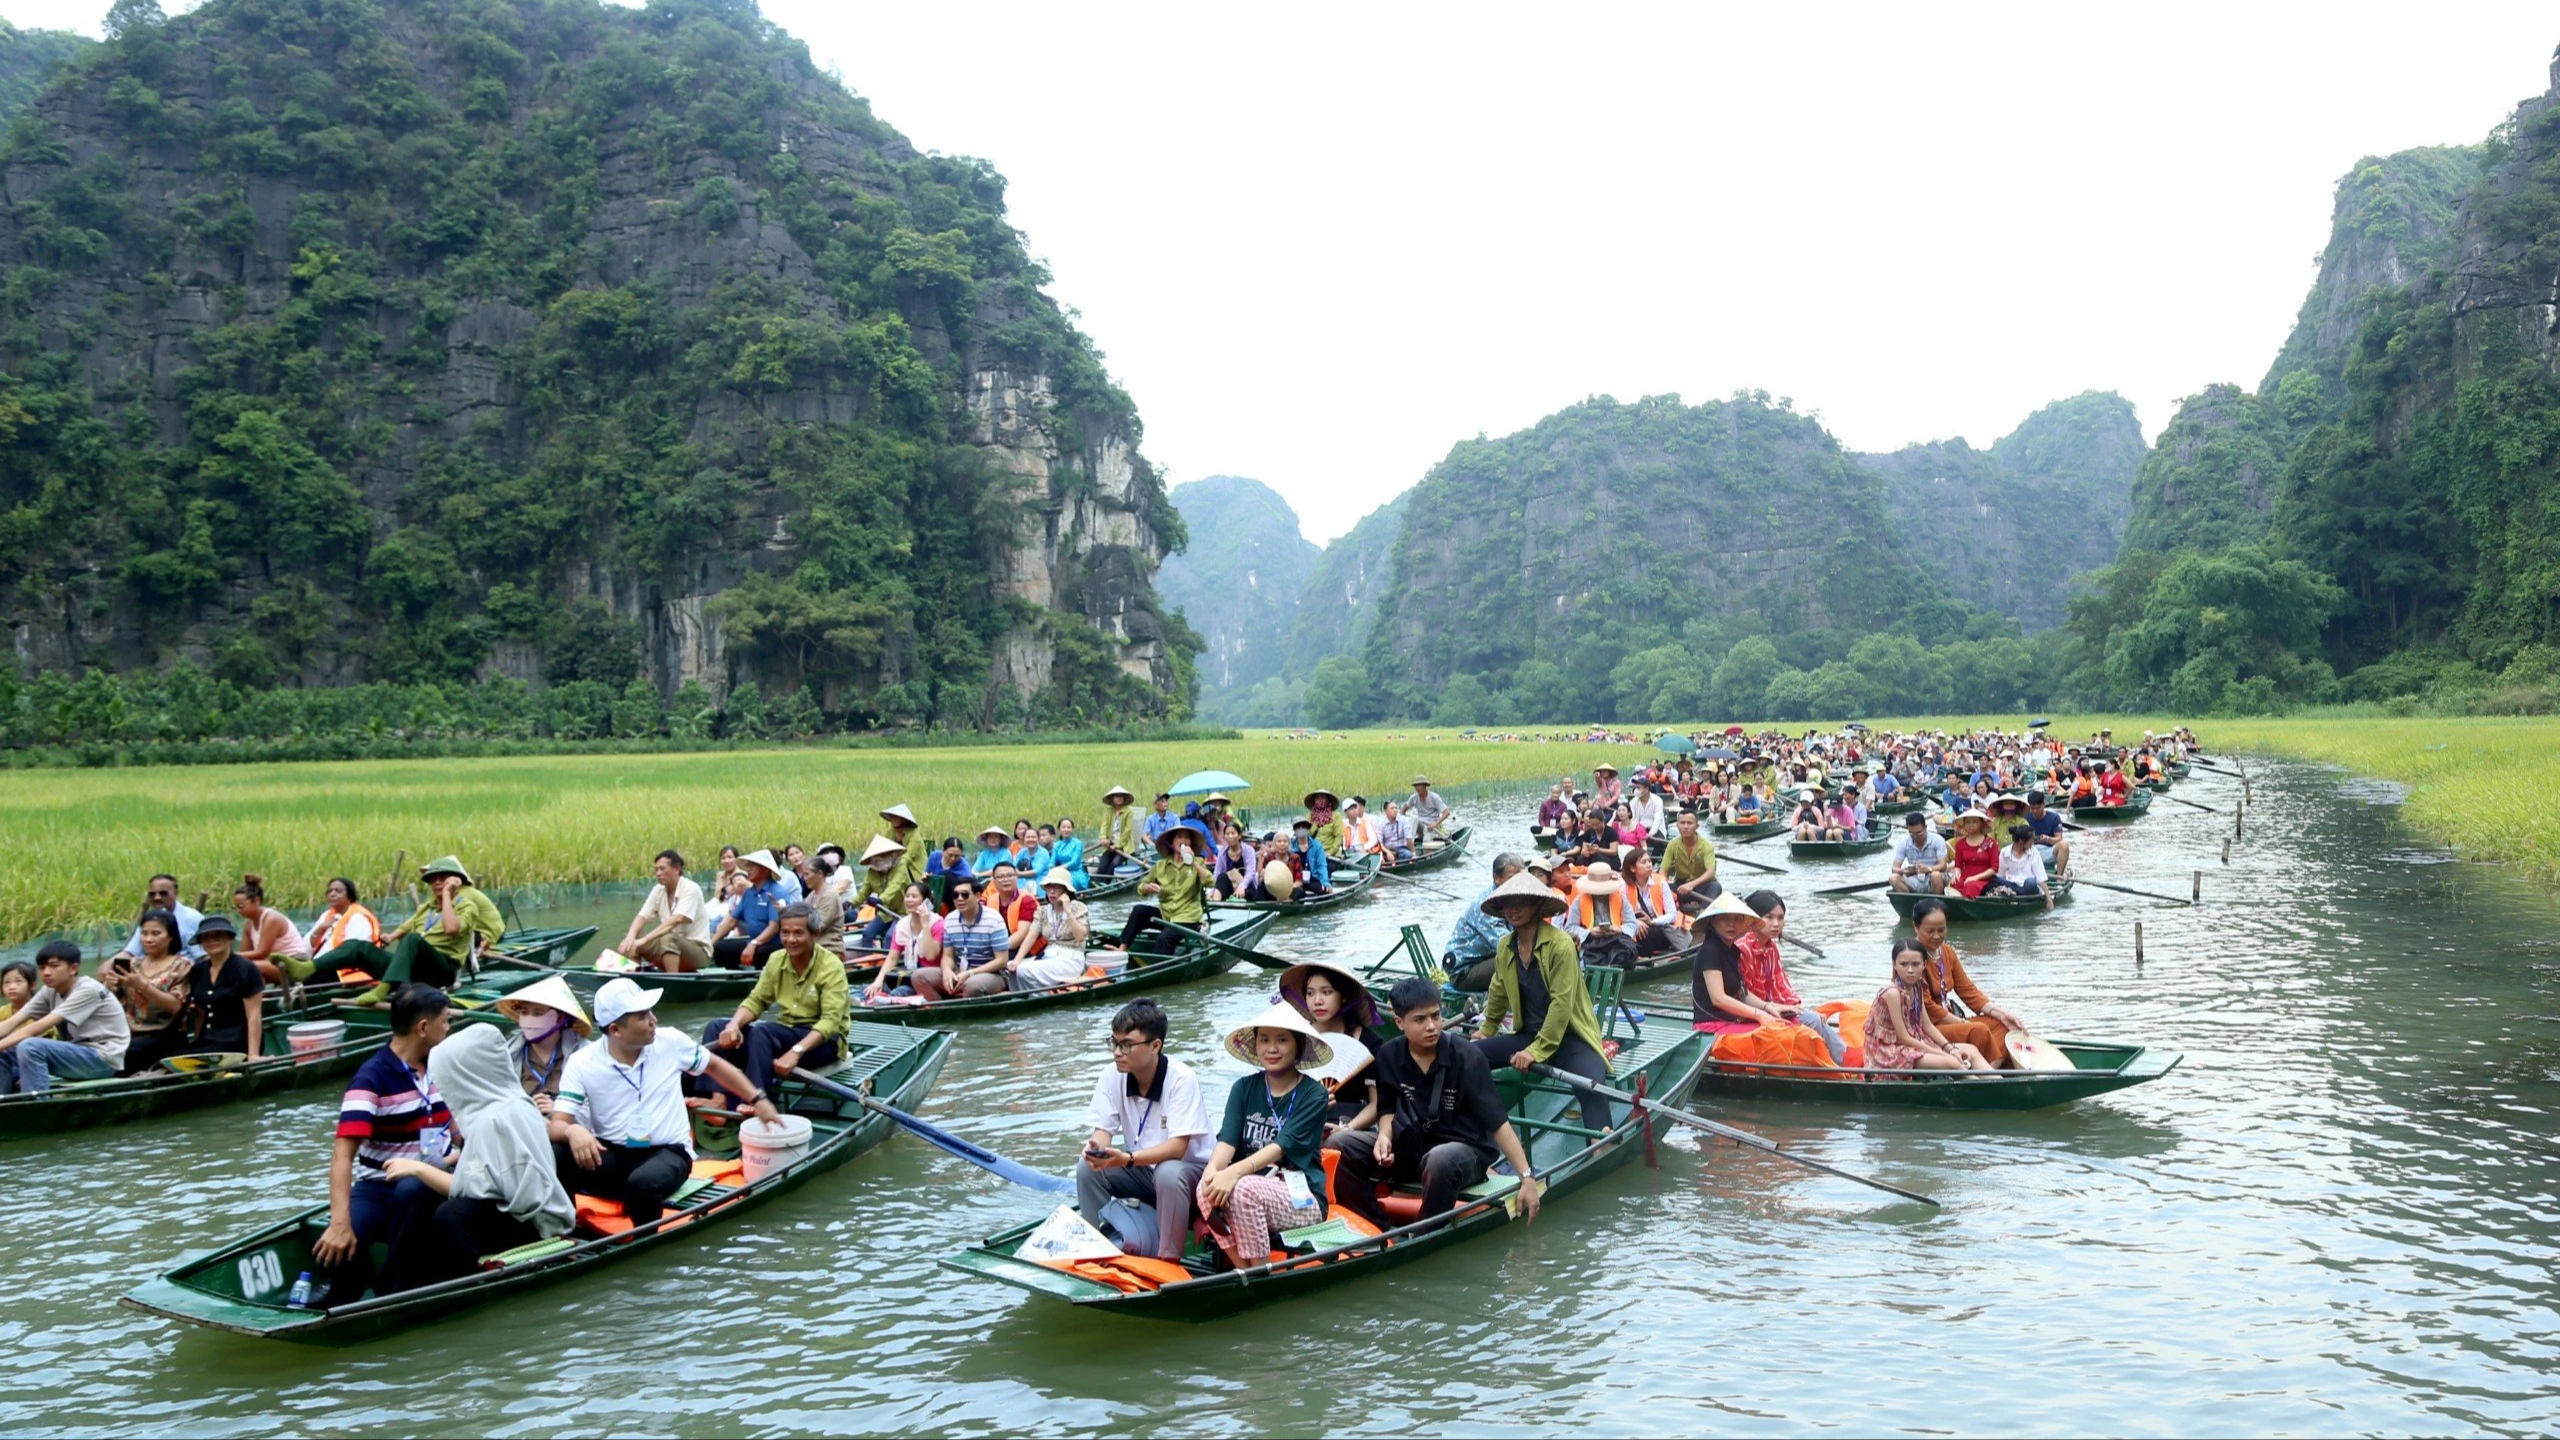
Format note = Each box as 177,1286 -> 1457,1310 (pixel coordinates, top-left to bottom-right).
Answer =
739,1113 -> 813,1184
286,1020 -> 346,1065
1092,950 -> 1132,979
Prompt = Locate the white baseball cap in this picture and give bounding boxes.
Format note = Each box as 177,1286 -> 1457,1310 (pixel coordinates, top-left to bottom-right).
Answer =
592,976 -> 665,1030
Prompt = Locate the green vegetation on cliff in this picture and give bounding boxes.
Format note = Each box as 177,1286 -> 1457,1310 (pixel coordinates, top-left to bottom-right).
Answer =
0,19 -> 92,122
0,0 -> 1187,736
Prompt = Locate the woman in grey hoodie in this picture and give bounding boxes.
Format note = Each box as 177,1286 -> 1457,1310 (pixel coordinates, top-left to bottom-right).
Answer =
382,1023 -> 574,1293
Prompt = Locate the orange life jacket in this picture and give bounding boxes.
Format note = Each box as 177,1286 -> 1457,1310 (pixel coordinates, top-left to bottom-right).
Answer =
1572,889 -> 1628,930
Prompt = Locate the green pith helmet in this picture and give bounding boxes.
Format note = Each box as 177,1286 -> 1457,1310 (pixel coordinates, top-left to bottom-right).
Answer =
418,855 -> 474,886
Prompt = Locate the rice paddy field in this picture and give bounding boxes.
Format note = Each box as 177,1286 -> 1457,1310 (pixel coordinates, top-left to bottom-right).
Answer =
7,713 -> 2550,944
0,731 -> 1608,942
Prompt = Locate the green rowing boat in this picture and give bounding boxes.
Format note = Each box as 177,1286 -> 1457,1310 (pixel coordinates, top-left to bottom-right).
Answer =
1079,862 -> 1150,901
2069,788 -> 2155,822
0,1001 -> 512,1143
938,1019 -> 1711,1320
1787,825 -> 1892,860
1886,875 -> 2074,923
1711,817 -> 1787,843
1688,1040 -> 2180,1110
120,1021 -> 953,1344
1344,824 -> 1473,878
1210,852 -> 1383,917
855,910 -> 1282,1018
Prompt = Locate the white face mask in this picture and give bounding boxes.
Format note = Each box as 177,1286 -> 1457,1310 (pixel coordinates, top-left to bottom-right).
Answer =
519,1009 -> 566,1043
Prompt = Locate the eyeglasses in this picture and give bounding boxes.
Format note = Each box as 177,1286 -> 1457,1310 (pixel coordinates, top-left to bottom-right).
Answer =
1109,1036 -> 1159,1054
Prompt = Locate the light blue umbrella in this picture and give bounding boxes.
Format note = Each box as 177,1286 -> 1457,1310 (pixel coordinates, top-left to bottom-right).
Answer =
1167,769 -> 1250,797
1655,733 -> 1696,755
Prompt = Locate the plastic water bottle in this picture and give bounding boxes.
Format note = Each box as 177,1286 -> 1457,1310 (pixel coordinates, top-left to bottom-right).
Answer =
285,1271 -> 315,1309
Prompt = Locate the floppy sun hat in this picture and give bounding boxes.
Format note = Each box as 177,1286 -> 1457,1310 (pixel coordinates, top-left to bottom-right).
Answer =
1225,1003 -> 1334,1070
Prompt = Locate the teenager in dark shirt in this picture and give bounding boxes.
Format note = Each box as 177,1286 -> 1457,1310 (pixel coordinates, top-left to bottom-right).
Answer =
1324,978 -> 1538,1227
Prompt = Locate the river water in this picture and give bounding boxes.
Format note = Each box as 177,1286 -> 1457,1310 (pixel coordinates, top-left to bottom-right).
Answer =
10,760 -> 2559,1436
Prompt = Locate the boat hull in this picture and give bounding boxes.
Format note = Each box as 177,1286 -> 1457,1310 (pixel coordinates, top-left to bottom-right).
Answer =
1688,1041 -> 2180,1110
120,1024 -> 954,1343
1885,876 -> 2074,923
939,1027 -> 1712,1319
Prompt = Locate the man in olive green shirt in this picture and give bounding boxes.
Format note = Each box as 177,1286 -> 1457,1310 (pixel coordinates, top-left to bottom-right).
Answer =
1119,821 -> 1214,955
333,855 -> 504,1003
1470,872 -> 1613,1131
1659,810 -> 1721,913
878,804 -> 928,893
700,905 -> 848,1096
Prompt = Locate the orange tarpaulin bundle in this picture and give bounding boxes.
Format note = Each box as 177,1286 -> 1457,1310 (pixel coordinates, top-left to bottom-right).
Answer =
573,1194 -> 633,1236
1710,1022 -> 1837,1073
1034,1253 -> 1194,1293
1816,999 -> 1871,1069
689,1157 -> 746,1184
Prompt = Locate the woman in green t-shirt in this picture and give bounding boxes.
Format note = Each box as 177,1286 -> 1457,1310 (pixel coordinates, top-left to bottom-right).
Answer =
1196,1004 -> 1332,1268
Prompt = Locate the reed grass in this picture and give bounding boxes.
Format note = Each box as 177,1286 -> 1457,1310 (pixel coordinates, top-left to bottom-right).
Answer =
2200,715 -> 2560,888
0,732 -> 1608,941
12,713 -> 2548,943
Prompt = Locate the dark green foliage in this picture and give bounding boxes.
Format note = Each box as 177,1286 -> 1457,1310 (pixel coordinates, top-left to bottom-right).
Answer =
0,0 -> 1182,726
1867,391 -> 2146,632
2119,384 -> 2292,554
0,21 -> 94,123
1154,476 -> 1321,698
1359,393 -> 2007,723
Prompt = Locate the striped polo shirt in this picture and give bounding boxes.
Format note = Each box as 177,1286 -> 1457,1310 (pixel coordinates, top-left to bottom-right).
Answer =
337,1047 -> 453,1183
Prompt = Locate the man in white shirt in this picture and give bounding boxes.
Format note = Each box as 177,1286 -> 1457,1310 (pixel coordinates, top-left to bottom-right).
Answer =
1889,812 -> 1952,894
622,849 -> 712,972
1628,784 -> 1665,840
1075,998 -> 1213,1259
0,942 -> 130,1092
551,977 -> 778,1223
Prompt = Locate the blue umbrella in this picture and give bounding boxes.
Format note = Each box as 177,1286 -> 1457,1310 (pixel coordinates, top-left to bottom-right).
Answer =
1167,769 -> 1250,797
1655,733 -> 1696,755
2028,717 -> 2051,729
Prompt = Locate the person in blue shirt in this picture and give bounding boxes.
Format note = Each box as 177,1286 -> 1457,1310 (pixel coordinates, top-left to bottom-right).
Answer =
1009,819 -> 1051,880
1284,820 -> 1332,895
969,825 -> 1013,878
711,850 -> 789,969
2023,790 -> 2073,875
1873,770 -> 1902,802
1441,854 -> 1526,991
1047,819 -> 1090,890
109,874 -> 206,963
1139,793 -> 1178,845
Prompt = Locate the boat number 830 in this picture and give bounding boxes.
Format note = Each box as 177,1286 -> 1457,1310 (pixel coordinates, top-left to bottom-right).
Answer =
236,1250 -> 286,1298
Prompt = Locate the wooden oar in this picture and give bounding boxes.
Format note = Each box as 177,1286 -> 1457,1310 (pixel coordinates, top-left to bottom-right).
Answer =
1816,880 -> 1892,897
2187,761 -> 2245,779
1365,866 -> 1465,903
1778,932 -> 1827,959
2070,877 -> 2195,907
797,1072 -> 1075,1196
1527,1063 -> 1939,1208
1716,852 -> 1789,876
2155,792 -> 2223,815
1154,920 -> 1287,970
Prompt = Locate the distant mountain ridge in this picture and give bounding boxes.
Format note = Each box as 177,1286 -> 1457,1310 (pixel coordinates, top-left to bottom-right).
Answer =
1154,476 -> 1319,694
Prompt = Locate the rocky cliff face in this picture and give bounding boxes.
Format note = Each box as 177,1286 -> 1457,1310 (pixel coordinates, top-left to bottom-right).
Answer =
1153,475 -> 1319,694
0,19 -> 90,123
1281,493 -> 1406,679
0,0 -> 1181,720
1363,394 -> 1971,698
1863,391 -> 2144,631
2261,145 -> 2481,403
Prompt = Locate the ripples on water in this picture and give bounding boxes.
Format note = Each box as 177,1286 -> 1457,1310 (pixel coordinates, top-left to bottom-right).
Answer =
13,762 -> 2560,1435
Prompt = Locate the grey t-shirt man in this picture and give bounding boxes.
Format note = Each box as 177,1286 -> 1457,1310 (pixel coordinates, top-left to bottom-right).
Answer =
1889,831 -> 1948,891
15,975 -> 131,1068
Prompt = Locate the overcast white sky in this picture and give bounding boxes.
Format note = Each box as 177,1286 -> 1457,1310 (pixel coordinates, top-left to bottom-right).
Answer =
9,3 -> 2556,541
